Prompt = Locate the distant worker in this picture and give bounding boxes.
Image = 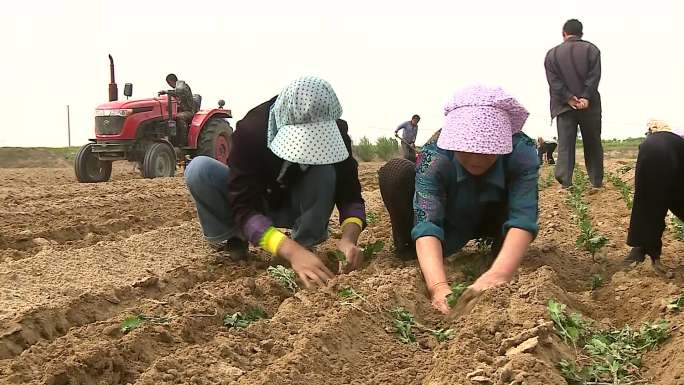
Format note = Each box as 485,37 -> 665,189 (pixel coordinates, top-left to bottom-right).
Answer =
623,119 -> 684,274
537,136 -> 557,165
545,19 -> 603,188
395,114 -> 420,162
164,73 -> 196,147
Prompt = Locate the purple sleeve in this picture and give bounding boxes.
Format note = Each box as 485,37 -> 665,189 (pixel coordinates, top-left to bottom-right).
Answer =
338,202 -> 366,226
243,214 -> 274,245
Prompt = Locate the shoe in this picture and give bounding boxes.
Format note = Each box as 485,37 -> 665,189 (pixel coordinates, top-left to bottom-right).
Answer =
622,247 -> 646,267
210,238 -> 249,261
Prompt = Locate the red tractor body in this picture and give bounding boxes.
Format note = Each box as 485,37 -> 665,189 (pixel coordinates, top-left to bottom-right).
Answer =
75,55 -> 234,182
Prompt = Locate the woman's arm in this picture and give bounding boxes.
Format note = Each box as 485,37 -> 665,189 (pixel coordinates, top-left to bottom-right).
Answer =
416,236 -> 452,314
471,228 -> 533,291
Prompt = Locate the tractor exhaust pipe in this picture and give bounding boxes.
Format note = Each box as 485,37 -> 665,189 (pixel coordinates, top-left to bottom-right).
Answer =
108,54 -> 118,102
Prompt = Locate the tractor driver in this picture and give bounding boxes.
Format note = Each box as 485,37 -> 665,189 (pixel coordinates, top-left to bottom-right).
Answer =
165,73 -> 196,147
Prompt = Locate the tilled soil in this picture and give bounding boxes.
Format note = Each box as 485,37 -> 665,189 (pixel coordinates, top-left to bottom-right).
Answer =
0,158 -> 682,385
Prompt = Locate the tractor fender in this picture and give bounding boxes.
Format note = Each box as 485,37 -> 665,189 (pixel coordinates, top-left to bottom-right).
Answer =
187,109 -> 232,149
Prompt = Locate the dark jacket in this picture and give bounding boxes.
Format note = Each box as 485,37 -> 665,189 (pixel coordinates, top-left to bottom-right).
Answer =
544,36 -> 601,119
227,96 -> 366,245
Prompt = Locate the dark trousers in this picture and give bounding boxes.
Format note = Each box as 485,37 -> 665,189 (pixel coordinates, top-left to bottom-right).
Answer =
555,108 -> 603,187
175,111 -> 194,147
378,158 -> 505,257
401,142 -> 416,162
627,132 -> 684,257
538,143 -> 557,165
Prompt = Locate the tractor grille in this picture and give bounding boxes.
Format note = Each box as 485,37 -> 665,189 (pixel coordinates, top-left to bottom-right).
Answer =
95,116 -> 125,135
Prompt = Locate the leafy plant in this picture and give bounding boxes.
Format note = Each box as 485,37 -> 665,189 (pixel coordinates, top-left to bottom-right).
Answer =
363,240 -> 385,260
475,238 -> 493,254
331,250 -> 348,267
672,217 -> 684,241
539,166 -> 555,190
267,265 -> 299,293
375,137 -> 399,161
590,274 -> 605,290
667,293 -> 684,312
338,287 -> 365,301
391,307 -> 416,344
566,169 -> 609,261
366,211 -> 379,225
353,137 -> 375,162
446,282 -> 468,308
223,307 -> 268,329
120,315 -> 170,334
432,328 -> 455,342
607,172 -> 633,209
550,299 -> 670,384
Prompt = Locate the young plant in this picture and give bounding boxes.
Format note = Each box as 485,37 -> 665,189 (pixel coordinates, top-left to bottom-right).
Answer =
363,240 -> 385,260
338,287 -> 366,302
547,299 -> 588,345
267,265 -> 299,293
432,328 -> 455,342
667,293 -> 684,312
120,315 -> 170,334
391,307 -> 416,344
590,274 -> 605,290
223,307 -> 268,329
446,282 -> 468,308
331,250 -> 349,269
366,211 -> 379,225
607,172 -> 633,209
475,238 -> 493,254
672,217 -> 684,241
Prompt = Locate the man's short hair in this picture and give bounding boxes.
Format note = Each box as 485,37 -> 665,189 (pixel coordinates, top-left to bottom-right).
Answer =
166,73 -> 178,83
412,114 -> 421,120
563,19 -> 583,37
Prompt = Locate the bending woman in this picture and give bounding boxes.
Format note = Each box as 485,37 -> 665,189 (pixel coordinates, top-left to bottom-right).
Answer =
379,85 -> 539,314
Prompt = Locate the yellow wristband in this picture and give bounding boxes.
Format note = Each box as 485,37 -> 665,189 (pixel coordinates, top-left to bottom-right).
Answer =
341,217 -> 363,230
259,227 -> 287,255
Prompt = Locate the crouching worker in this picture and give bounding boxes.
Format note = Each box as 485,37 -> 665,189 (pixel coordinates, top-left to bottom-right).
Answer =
185,77 -> 367,287
379,85 -> 539,314
623,119 -> 684,273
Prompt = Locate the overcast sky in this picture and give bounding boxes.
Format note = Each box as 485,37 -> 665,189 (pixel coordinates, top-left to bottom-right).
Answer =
1,0 -> 682,147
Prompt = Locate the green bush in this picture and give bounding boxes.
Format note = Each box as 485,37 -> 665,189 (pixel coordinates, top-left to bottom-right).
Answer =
375,137 -> 399,161
353,137 -> 375,162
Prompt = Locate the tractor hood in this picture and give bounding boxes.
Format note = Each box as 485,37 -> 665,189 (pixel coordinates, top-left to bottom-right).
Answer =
96,96 -> 170,110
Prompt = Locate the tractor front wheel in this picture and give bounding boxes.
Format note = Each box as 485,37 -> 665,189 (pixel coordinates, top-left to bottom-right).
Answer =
74,143 -> 112,183
142,142 -> 176,179
197,118 -> 233,164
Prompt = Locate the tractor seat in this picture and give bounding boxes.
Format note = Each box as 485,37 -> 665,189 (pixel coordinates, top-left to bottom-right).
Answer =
193,94 -> 202,111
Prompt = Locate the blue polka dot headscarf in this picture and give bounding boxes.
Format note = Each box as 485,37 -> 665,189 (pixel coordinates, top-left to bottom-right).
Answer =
267,76 -> 349,165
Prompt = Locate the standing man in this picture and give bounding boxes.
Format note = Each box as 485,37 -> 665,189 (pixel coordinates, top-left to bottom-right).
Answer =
395,114 -> 420,162
164,73 -> 196,147
544,19 -> 603,188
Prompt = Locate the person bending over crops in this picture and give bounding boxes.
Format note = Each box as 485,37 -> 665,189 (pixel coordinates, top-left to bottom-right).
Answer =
379,85 -> 539,314
623,119 -> 684,273
185,76 -> 367,287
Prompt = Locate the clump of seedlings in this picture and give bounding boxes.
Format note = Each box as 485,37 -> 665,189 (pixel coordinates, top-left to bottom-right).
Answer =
671,217 -> 684,241
607,172 -> 633,209
223,307 -> 268,329
446,282 -> 469,308
566,169 -> 609,261
590,274 -> 605,291
267,265 -> 299,293
539,166 -> 556,190
548,299 -> 670,384
666,292 -> 684,312
120,314 -> 171,334
390,307 -> 454,344
363,240 -> 385,260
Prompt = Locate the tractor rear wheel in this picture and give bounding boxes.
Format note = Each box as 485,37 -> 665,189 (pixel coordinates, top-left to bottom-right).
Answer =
142,142 -> 176,179
74,143 -> 112,183
197,118 -> 233,164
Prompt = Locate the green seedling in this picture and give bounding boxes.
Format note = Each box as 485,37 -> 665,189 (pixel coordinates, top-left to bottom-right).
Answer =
446,282 -> 468,308
475,238 -> 493,254
366,211 -> 379,224
267,265 -> 299,293
672,217 -> 684,241
539,166 -> 556,190
363,240 -> 385,260
120,315 -> 170,334
547,299 -> 588,345
590,274 -> 605,290
338,287 -> 364,301
223,307 -> 268,329
391,307 -> 416,344
666,293 -> 684,312
607,172 -> 633,208
331,250 -> 349,268
432,328 -> 455,342
550,299 -> 670,384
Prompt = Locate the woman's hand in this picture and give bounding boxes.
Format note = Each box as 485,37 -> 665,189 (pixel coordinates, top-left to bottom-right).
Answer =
337,239 -> 363,273
278,238 -> 333,288
470,269 -> 512,292
430,283 -> 452,314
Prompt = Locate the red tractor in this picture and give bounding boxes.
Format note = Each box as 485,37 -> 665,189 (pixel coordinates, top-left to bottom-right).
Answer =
75,55 -> 233,182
